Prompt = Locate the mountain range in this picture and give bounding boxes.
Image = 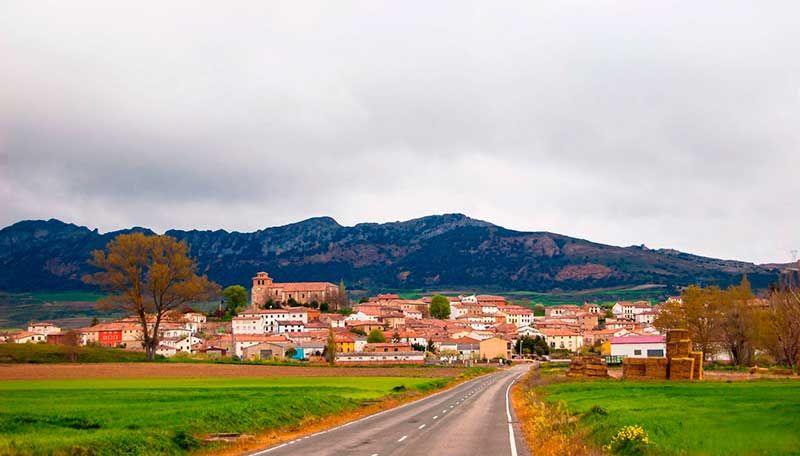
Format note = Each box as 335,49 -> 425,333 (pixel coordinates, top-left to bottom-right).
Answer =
0,214 -> 783,293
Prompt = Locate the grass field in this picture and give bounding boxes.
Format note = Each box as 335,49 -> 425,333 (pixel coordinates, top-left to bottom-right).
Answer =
0,376 -> 447,455
540,379 -> 800,455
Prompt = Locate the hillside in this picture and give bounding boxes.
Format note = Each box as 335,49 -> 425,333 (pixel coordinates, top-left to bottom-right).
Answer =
0,214 -> 782,293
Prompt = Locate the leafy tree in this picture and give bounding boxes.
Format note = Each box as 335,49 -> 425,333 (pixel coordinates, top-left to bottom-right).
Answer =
287,297 -> 298,307
429,294 -> 451,319
83,233 -> 219,360
285,347 -> 297,359
426,339 -> 437,353
765,281 -> 800,370
515,335 -> 549,356
338,280 -> 349,309
263,298 -> 279,309
359,296 -> 370,303
533,303 -> 546,317
222,285 -> 248,314
391,331 -> 401,343
324,327 -> 337,366
310,300 -> 319,309
319,302 -> 330,313
90,317 -> 99,327
718,276 -> 758,366
411,342 -> 426,351
350,328 -> 366,336
367,328 -> 387,343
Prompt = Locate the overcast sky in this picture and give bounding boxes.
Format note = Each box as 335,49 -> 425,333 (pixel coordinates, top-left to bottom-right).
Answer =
1,2 -> 798,264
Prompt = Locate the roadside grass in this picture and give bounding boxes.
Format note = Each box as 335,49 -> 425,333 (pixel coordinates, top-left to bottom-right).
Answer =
0,376 -> 445,455
538,379 -> 800,455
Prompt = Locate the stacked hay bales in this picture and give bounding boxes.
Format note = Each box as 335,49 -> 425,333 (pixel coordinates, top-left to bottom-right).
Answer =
689,351 -> 704,380
567,355 -> 608,378
621,329 -> 704,381
622,357 -> 647,379
644,357 -> 669,380
669,357 -> 695,380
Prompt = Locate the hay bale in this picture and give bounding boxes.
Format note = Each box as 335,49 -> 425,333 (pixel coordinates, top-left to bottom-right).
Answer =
669,357 -> 695,380
667,329 -> 689,343
689,351 -> 704,380
667,340 -> 691,358
644,357 -> 668,380
623,357 -> 648,379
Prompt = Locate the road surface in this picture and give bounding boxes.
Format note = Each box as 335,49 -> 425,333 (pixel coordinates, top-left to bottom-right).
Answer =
249,364 -> 531,456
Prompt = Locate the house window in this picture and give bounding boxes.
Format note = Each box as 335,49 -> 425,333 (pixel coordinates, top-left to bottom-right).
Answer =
647,349 -> 664,357
634,349 -> 642,356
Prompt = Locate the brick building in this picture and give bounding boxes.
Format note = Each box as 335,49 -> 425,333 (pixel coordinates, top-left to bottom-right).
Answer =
251,271 -> 339,308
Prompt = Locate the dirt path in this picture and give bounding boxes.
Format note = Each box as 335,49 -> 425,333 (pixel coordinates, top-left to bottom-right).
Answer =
0,363 -> 467,380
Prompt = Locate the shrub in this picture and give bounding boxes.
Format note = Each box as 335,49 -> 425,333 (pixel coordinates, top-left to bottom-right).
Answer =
604,425 -> 650,455
589,404 -> 607,416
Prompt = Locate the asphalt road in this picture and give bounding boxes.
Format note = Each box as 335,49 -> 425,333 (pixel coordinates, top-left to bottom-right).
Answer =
249,364 -> 531,456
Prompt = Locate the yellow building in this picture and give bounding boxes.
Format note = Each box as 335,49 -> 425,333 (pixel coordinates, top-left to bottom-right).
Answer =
479,337 -> 510,360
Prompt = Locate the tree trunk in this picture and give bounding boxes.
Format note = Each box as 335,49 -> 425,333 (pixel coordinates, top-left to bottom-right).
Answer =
145,343 -> 156,361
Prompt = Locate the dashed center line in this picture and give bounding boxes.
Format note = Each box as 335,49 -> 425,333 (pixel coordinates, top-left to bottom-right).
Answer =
398,435 -> 407,443
433,415 -> 438,420
442,409 -> 447,414
418,424 -> 426,429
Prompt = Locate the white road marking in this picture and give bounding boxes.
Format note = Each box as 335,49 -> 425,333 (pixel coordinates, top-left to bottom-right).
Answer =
249,370 -> 497,455
371,453 -> 378,456
505,369 -> 526,456
398,435 -> 407,443
418,424 -> 426,429
433,415 -> 438,419
442,409 -> 447,414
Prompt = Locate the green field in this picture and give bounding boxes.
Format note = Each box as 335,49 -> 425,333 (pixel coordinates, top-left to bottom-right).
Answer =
0,376 -> 445,455
540,380 -> 800,455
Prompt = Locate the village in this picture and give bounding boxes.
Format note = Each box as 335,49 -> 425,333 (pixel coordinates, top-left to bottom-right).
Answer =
1,270 -> 698,366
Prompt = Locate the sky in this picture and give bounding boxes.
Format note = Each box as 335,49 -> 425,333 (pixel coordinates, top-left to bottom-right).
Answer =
1,1 -> 798,264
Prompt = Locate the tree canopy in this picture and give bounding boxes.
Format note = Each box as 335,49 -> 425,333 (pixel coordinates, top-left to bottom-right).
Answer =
367,328 -> 387,343
83,233 -> 219,360
222,285 -> 248,314
429,294 -> 451,319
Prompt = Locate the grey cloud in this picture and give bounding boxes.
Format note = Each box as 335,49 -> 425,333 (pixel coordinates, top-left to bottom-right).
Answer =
1,1 -> 799,263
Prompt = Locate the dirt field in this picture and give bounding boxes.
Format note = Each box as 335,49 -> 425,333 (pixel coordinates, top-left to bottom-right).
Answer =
607,367 -> 798,381
0,363 -> 468,380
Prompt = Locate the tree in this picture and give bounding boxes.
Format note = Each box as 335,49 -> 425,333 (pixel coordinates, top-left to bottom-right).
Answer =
718,276 -> 758,366
655,284 -> 723,358
310,300 -> 319,309
90,317 -> 99,327
411,342 -> 426,351
391,331 -> 401,343
367,328 -> 387,343
324,327 -> 337,366
430,295 -> 451,320
83,233 -> 219,360
533,303 -> 546,317
349,327 -> 366,336
338,280 -> 348,309
766,286 -> 800,370
222,285 -> 248,315
426,339 -> 437,353
515,335 -> 550,356
285,347 -> 297,359
319,302 -> 330,313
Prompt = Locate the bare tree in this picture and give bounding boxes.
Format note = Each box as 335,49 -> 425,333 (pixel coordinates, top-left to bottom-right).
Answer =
83,233 -> 220,360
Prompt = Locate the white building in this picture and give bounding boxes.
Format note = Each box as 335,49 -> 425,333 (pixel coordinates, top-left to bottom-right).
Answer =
611,301 -> 652,320
610,335 -> 666,358
503,307 -> 533,327
27,322 -> 61,335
